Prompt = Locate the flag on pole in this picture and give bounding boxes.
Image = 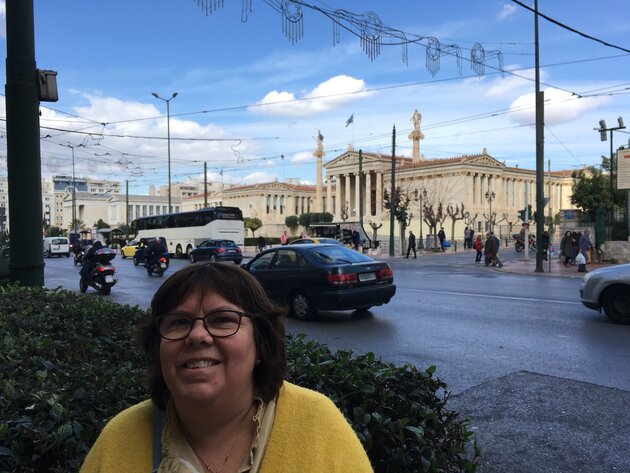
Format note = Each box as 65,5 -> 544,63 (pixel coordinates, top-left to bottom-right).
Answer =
345,113 -> 354,127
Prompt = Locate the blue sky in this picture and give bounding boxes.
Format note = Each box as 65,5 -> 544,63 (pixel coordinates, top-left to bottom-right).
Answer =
1,0 -> 629,194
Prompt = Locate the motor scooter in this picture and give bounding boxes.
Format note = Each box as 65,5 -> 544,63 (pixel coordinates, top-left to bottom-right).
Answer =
513,235 -> 537,252
146,254 -> 168,277
73,249 -> 84,266
79,248 -> 117,295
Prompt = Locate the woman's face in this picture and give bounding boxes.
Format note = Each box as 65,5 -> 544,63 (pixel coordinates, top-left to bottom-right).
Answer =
159,290 -> 258,407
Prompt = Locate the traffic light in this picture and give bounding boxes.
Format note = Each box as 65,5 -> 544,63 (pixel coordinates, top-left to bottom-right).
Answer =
399,208 -> 408,221
518,209 -> 525,221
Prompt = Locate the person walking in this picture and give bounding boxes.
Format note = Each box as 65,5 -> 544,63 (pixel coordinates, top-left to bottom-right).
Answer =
578,229 -> 592,272
491,231 -> 503,268
257,235 -> 266,252
473,235 -> 483,262
406,230 -> 417,259
437,227 -> 446,252
280,230 -> 288,246
464,227 -> 471,249
560,230 -> 573,267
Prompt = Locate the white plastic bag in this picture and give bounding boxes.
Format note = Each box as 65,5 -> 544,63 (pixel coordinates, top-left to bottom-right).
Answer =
575,253 -> 586,265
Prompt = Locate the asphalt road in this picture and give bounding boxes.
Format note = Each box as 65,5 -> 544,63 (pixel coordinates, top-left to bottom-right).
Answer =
42,248 -> 630,472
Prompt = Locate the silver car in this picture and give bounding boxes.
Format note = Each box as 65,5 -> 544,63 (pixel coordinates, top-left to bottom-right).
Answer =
580,263 -> 630,324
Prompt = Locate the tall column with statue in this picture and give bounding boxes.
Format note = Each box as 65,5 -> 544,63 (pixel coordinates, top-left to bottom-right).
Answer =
408,109 -> 425,164
313,130 -> 325,212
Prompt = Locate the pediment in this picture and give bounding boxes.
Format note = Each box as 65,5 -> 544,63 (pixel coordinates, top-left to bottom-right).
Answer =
465,154 -> 505,168
325,151 -> 390,169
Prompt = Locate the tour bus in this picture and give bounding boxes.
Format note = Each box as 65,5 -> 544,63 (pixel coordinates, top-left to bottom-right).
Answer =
130,206 -> 244,258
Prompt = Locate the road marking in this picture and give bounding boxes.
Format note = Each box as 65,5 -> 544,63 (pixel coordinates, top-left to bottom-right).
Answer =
407,287 -> 582,305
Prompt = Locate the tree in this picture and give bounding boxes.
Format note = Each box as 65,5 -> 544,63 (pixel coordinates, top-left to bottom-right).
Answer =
383,186 -> 413,254
243,217 -> 263,237
285,215 -> 299,233
571,159 -> 625,221
423,202 -> 446,249
48,226 -> 63,237
95,219 -> 110,229
367,220 -> 383,247
117,223 -> 133,239
446,203 -> 466,241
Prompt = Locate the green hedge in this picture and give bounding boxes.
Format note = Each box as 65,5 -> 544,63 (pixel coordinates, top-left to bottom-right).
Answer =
0,285 -> 478,472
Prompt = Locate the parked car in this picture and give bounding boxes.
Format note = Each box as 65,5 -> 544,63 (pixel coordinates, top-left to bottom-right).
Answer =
289,237 -> 343,245
580,263 -> 630,324
189,239 -> 242,264
133,237 -> 169,266
242,243 -> 396,321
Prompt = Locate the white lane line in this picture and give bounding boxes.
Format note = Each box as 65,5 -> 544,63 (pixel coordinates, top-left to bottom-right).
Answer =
406,287 -> 582,305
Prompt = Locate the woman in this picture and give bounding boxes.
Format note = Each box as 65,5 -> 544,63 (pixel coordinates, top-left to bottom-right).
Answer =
560,230 -> 573,267
80,263 -> 372,473
473,234 -> 483,262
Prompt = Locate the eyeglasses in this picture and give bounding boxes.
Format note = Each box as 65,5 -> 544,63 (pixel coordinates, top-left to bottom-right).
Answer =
155,310 -> 255,340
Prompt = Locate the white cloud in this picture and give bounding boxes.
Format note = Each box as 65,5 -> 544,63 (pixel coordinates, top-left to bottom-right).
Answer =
291,151 -> 312,163
509,87 -> 610,126
497,4 -> 517,20
252,75 -> 372,117
241,172 -> 277,185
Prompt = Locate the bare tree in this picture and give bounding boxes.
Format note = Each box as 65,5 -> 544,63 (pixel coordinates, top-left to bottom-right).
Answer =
446,203 -> 466,242
423,202 -> 446,249
383,186 -> 413,255
366,220 -> 383,246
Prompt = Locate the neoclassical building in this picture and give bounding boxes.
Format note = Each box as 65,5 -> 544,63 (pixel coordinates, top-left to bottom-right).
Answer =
322,147 -> 574,238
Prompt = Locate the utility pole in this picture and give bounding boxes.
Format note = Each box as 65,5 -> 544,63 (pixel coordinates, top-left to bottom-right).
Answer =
204,162 -> 208,208
534,0 -> 545,273
389,126 -> 396,257
5,0 -> 44,285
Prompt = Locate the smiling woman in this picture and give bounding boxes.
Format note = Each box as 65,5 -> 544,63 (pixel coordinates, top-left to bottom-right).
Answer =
79,262 -> 374,473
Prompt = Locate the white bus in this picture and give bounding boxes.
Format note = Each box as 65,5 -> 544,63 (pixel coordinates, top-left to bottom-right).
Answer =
131,207 -> 244,258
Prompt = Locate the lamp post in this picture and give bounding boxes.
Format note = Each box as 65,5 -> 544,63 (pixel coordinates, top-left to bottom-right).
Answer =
485,191 -> 495,232
595,117 -> 625,234
152,91 -> 178,213
414,188 -> 427,250
60,143 -> 81,237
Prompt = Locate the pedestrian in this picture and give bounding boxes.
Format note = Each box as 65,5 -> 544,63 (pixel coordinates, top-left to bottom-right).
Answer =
257,235 -> 266,252
560,230 -> 573,267
570,231 -> 580,264
352,230 -> 361,251
464,227 -> 471,249
541,230 -> 550,261
491,232 -> 503,268
280,230 -> 288,246
80,263 -> 373,472
406,230 -> 417,259
578,229 -> 592,271
469,228 -> 474,248
437,227 -> 446,252
473,235 -> 483,262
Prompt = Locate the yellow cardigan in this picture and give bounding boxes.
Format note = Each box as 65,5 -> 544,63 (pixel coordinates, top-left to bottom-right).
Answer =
80,381 -> 373,473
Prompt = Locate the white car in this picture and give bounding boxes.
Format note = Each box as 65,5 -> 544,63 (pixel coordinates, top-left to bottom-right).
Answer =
580,263 -> 630,324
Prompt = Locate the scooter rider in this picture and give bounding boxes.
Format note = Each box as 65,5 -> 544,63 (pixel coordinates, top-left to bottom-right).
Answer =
80,240 -> 104,282
146,238 -> 167,264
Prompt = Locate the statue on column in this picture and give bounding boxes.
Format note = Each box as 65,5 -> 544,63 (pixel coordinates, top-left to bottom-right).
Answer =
408,109 -> 425,163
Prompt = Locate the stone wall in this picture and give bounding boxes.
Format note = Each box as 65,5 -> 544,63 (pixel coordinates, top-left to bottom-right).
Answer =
600,240 -> 630,263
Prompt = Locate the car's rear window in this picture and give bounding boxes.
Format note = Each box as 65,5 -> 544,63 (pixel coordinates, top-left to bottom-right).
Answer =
52,238 -> 67,245
308,246 -> 372,264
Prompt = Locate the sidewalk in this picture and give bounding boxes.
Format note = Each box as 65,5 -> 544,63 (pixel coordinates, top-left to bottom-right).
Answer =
497,256 -> 612,278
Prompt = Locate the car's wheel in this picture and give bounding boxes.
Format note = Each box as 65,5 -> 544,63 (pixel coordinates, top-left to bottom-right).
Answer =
147,267 -> 153,276
234,259 -> 242,265
66,253 -> 70,258
175,245 -> 183,259
73,257 -> 78,266
355,306 -> 372,313
210,255 -> 217,263
186,245 -> 193,258
47,250 -> 52,258
79,278 -> 87,293
133,256 -> 139,266
290,291 -> 316,321
602,285 -> 630,325
100,286 -> 111,296
189,253 -> 197,264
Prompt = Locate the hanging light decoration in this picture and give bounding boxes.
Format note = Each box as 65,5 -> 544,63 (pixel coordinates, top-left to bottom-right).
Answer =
426,37 -> 441,76
195,0 -> 224,15
281,0 -> 304,45
360,11 -> 382,61
471,42 -> 486,76
241,0 -> 252,22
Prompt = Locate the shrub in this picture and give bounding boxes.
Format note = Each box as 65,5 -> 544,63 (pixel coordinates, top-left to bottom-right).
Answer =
0,286 -> 478,472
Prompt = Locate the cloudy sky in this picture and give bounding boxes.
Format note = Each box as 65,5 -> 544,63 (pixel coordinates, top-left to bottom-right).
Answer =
1,0 -> 629,194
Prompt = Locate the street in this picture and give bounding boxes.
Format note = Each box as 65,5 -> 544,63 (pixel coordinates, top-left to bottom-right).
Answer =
43,248 -> 630,395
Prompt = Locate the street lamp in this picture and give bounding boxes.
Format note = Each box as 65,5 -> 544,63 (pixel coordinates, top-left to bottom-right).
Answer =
414,188 -> 427,249
595,117 -> 625,232
152,91 -> 178,213
485,191 -> 495,232
60,143 -> 82,238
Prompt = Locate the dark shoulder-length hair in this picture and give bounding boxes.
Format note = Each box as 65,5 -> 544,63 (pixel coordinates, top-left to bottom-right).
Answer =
136,262 -> 287,409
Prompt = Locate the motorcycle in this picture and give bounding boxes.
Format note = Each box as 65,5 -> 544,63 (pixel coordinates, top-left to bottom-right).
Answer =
79,248 -> 117,295
73,250 -> 84,266
146,255 -> 168,277
513,235 -> 537,252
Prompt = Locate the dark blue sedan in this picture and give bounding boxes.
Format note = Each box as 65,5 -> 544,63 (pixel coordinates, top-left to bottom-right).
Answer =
189,239 -> 243,264
242,244 -> 396,321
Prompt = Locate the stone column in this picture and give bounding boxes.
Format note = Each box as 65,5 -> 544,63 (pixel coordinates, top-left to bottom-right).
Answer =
354,173 -> 361,219
376,172 -> 382,214
345,174 -> 351,218
336,174 -> 342,220
326,175 -> 332,215
366,172 -> 372,217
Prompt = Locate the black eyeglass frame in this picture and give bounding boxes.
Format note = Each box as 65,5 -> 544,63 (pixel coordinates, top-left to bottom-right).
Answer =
155,310 -> 256,340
